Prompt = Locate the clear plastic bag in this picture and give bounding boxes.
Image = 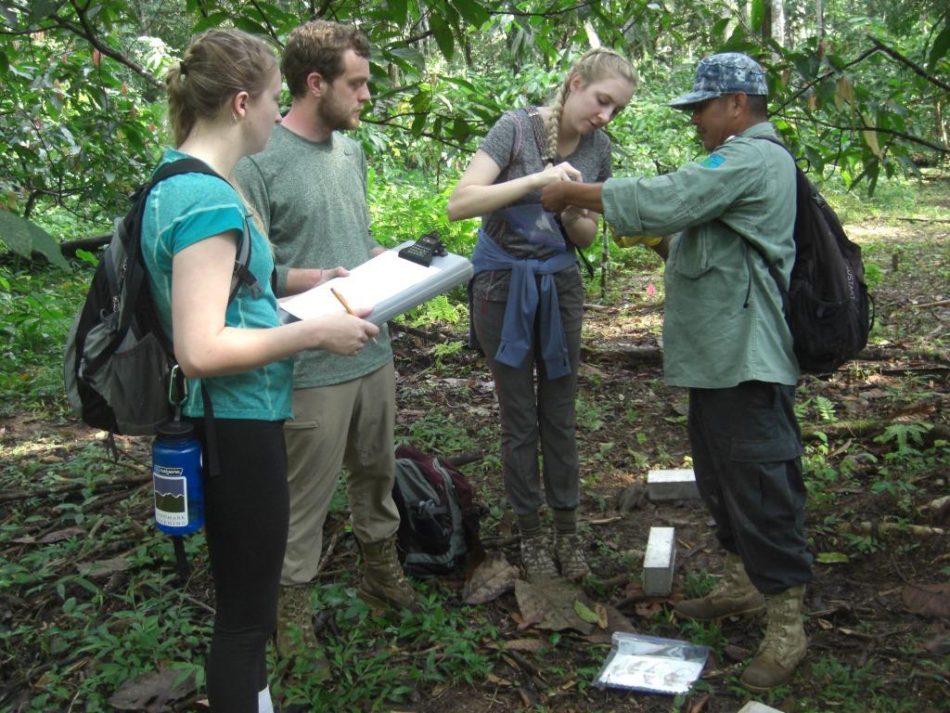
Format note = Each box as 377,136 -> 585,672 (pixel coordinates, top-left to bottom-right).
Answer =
593,632 -> 709,695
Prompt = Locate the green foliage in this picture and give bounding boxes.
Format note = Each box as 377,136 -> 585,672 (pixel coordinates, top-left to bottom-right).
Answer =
1,427 -> 501,711
368,168 -> 471,253
405,292 -> 468,328
874,421 -> 931,456
0,262 -> 84,414
0,211 -> 68,268
0,435 -> 212,710
1,1 -> 167,243
402,410 -> 477,454
676,617 -> 727,653
3,0 -> 946,263
681,569 -> 716,599
278,582 -> 497,709
431,336 -> 465,364
803,655 -> 922,712
575,396 -> 607,432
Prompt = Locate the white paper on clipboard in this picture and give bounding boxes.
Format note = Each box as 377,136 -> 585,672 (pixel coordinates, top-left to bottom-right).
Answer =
279,242 -> 472,326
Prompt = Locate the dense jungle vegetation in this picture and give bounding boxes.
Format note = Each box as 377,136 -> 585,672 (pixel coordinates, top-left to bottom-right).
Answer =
1,2 -> 947,712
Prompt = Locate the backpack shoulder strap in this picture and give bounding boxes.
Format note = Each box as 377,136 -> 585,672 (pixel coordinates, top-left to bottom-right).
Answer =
502,109 -> 524,170
744,135 -> 804,294
144,158 -> 260,303
149,157 -> 219,185
752,134 -> 787,150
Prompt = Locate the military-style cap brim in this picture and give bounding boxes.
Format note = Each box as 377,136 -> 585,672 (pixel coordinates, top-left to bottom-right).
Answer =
668,90 -> 721,109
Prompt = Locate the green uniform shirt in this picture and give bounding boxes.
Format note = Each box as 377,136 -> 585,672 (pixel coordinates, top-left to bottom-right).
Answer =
602,122 -> 799,388
235,125 -> 393,389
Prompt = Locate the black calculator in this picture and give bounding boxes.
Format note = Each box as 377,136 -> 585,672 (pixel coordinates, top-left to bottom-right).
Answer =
398,231 -> 446,267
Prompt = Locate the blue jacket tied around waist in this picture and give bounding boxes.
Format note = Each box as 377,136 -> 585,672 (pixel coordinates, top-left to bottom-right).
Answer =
471,229 -> 576,380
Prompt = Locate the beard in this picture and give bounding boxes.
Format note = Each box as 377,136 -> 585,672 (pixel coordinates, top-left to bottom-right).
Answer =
318,92 -> 360,132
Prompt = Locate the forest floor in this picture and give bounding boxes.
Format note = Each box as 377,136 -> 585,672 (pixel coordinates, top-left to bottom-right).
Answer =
1,174 -> 948,713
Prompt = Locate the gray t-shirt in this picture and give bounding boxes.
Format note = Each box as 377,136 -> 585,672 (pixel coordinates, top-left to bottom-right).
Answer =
475,108 -> 613,299
235,124 -> 392,389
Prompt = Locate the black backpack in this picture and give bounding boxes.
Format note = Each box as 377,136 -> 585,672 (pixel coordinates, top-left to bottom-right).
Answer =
64,158 -> 259,435
748,137 -> 873,374
392,444 -> 483,577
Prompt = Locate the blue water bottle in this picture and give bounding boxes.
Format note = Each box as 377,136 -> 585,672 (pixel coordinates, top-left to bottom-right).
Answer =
152,418 -> 204,536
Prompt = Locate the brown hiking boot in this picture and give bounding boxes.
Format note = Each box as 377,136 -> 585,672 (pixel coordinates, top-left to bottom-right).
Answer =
276,585 -> 331,684
674,552 -> 765,621
520,535 -> 558,582
357,536 -> 421,612
276,584 -> 317,658
741,584 -> 807,691
555,533 -> 591,581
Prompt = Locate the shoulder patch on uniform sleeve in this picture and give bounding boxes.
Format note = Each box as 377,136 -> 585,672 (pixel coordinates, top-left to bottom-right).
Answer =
701,153 -> 726,168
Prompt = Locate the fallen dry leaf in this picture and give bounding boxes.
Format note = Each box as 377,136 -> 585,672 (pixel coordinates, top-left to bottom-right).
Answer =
77,556 -> 132,578
902,583 -> 950,616
635,600 -> 664,618
462,550 -> 519,605
40,527 -> 85,544
615,483 -> 648,513
687,693 -> 711,713
515,579 -> 594,634
582,602 -> 637,644
484,673 -> 514,687
922,631 -> 950,655
723,644 -> 752,662
502,638 -> 547,652
108,668 -> 196,712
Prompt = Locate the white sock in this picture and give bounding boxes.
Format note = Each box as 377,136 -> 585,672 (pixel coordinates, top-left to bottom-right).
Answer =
258,686 -> 274,713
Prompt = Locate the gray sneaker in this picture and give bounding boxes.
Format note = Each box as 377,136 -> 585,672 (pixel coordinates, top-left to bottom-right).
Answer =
521,535 -> 558,582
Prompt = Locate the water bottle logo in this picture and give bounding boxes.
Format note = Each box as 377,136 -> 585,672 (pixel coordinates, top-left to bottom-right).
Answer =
154,467 -> 190,528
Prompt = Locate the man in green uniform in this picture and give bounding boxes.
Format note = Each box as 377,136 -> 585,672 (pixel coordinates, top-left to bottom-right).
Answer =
541,53 -> 811,691
236,20 -> 419,660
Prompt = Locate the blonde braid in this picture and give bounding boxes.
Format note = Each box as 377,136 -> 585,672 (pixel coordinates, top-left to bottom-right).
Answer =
545,82 -> 569,163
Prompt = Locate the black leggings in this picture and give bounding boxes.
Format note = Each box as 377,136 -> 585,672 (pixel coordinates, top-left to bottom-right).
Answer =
196,418 -> 289,713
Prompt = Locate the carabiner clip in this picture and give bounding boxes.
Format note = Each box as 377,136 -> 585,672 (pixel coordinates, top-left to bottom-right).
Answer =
167,364 -> 189,408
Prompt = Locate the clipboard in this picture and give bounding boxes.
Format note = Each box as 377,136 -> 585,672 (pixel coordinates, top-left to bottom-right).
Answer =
279,241 -> 473,326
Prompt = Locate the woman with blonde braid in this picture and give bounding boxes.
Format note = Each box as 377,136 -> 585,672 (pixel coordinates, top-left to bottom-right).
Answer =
447,49 -> 636,581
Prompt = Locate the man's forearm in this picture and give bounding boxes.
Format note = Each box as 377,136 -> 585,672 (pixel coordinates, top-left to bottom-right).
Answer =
541,181 -> 605,214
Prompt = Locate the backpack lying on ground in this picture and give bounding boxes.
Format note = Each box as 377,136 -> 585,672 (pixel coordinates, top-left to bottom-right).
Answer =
392,444 -> 483,577
64,158 -> 258,435
750,137 -> 873,374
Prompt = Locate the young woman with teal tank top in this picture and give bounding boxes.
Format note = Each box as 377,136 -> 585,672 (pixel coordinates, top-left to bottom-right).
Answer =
447,49 -> 637,583
140,29 -> 378,713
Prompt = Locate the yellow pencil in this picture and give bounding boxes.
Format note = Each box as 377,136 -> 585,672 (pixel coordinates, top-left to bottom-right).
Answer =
330,286 -> 377,344
330,286 -> 354,315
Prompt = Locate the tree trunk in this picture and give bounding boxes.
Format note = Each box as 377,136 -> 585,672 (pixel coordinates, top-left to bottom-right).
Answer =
937,98 -> 948,148
772,0 -> 786,48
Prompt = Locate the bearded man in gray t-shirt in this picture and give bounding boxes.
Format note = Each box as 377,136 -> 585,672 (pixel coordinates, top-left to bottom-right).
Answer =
236,20 -> 420,663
